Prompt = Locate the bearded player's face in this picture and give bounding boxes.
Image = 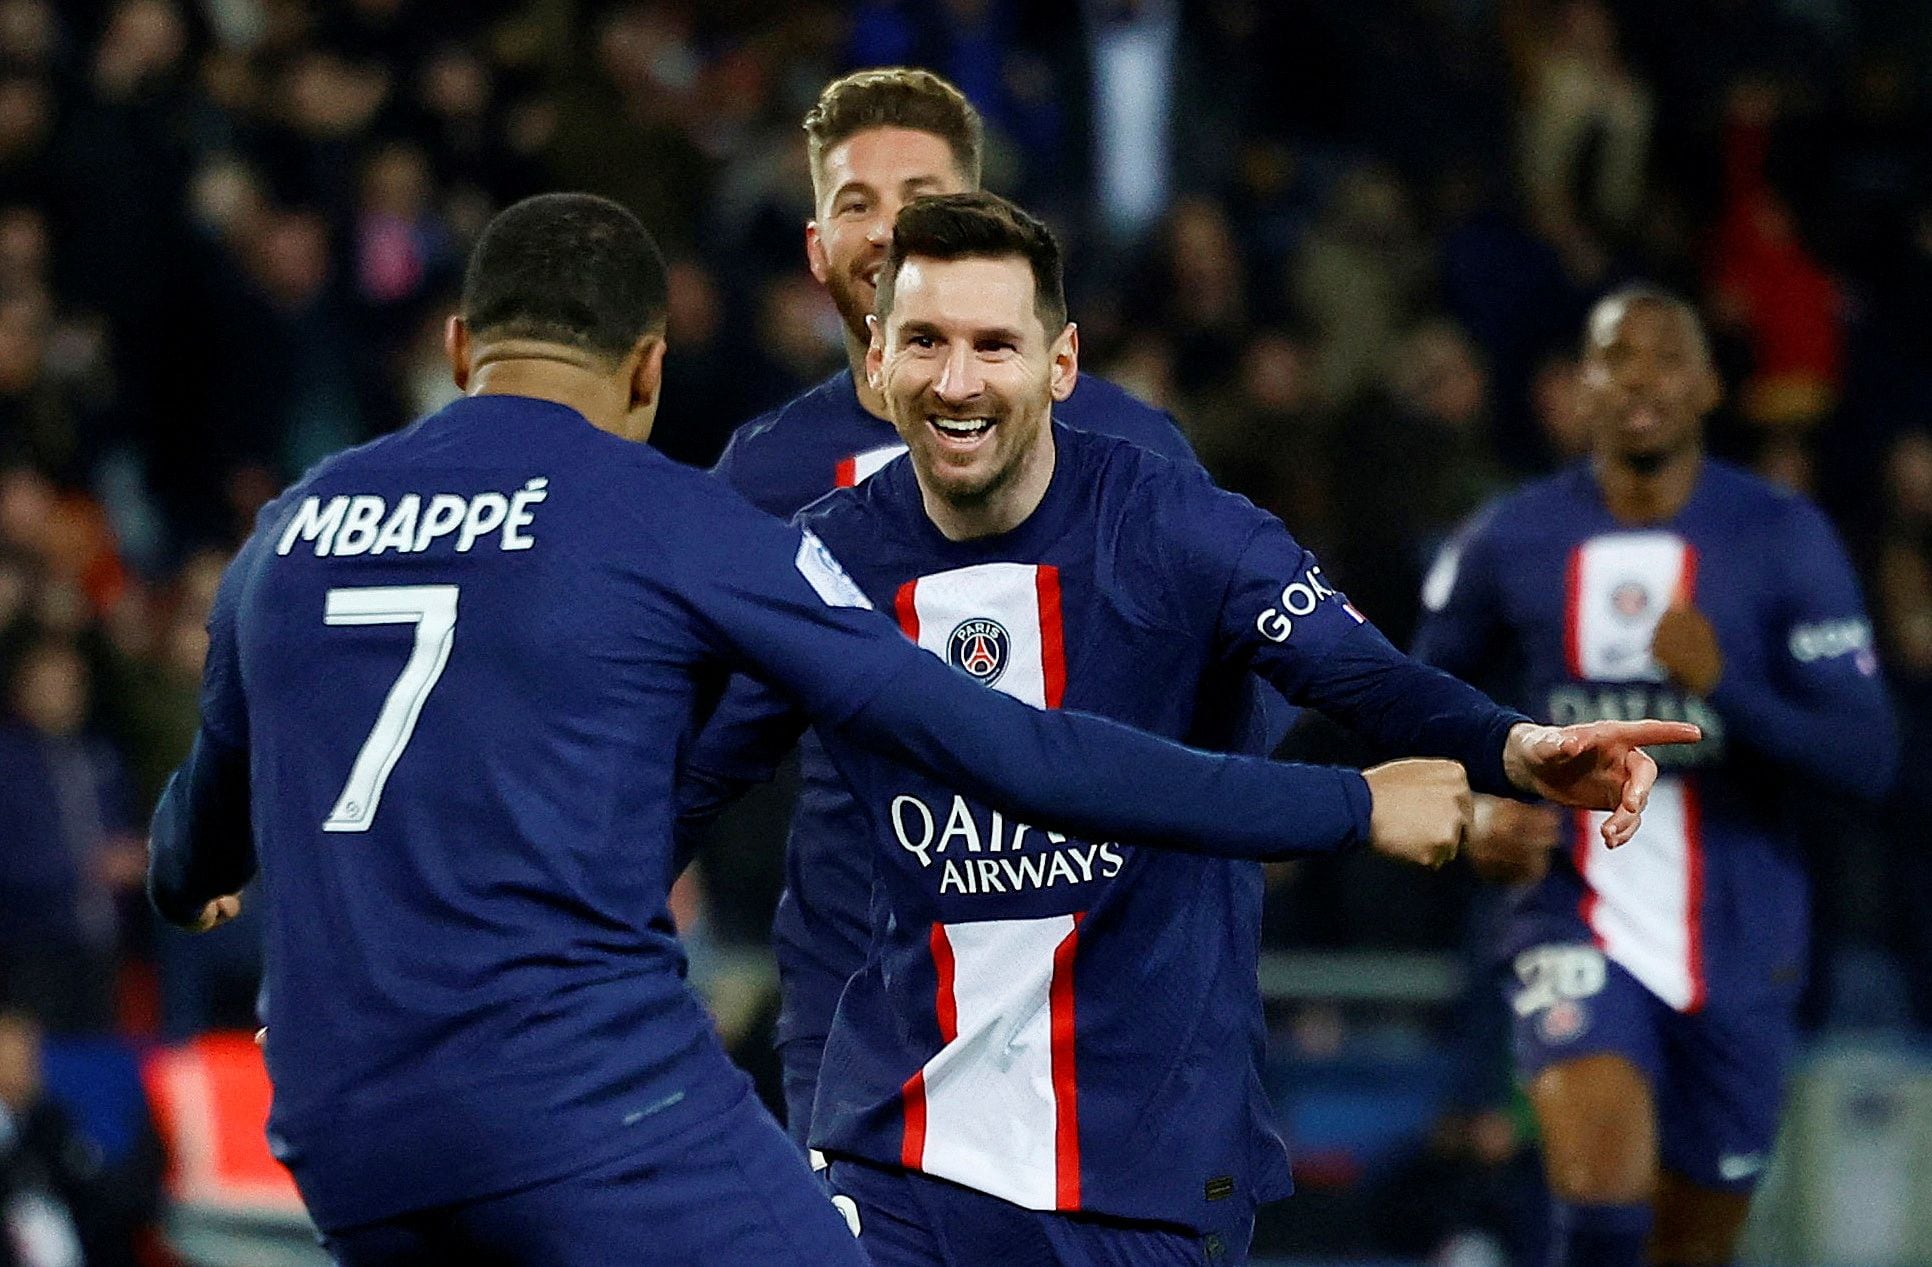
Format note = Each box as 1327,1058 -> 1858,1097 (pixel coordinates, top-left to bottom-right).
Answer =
869,254 -> 1073,508
808,128 -> 970,344
1580,299 -> 1719,466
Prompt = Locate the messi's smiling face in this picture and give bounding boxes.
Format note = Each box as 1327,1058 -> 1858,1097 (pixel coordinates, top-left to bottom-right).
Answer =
868,253 -> 1073,509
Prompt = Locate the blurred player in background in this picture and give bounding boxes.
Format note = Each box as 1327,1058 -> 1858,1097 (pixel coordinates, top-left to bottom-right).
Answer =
143,193 -> 1475,1267
708,67 -> 1224,1146
1415,287 -> 1898,1267
682,194 -> 1699,1266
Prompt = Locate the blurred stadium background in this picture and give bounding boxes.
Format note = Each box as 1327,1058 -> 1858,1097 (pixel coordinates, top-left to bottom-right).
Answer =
0,1 -> 1928,1264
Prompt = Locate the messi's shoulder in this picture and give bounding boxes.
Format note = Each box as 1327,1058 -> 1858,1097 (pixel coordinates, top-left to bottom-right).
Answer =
1061,426 -> 1268,538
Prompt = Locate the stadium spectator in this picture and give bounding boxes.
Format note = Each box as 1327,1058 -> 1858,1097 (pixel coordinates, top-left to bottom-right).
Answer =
0,1008 -> 163,1267
1291,163 -> 1431,408
0,637 -> 142,1033
1514,0 -> 1653,282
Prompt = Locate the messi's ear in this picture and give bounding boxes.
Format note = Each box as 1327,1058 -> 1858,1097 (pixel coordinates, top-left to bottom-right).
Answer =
1049,322 -> 1079,403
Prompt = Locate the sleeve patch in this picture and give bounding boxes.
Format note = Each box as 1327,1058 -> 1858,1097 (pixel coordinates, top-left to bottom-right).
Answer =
795,530 -> 874,611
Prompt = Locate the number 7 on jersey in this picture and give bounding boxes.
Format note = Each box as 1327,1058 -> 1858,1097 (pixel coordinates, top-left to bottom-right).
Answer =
322,585 -> 459,832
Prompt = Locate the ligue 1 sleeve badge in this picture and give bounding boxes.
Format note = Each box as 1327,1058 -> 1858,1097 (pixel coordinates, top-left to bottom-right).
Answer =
948,618 -> 1010,686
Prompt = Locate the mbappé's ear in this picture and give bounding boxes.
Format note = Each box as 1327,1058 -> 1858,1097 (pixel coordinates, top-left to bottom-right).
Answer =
630,333 -> 668,410
446,316 -> 471,391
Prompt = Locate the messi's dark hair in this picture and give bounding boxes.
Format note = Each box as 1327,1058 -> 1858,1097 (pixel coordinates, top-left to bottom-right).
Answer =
460,193 -> 667,363
875,192 -> 1067,333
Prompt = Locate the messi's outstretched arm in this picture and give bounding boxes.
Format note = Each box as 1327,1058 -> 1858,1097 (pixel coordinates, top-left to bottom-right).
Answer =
683,525 -> 1376,862
1186,505 -> 1696,846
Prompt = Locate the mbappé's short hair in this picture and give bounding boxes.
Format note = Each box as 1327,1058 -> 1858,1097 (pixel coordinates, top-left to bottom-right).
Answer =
461,193 -> 667,363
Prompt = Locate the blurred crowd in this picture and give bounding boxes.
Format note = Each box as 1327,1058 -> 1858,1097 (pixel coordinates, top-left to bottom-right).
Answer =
0,0 -> 1929,1256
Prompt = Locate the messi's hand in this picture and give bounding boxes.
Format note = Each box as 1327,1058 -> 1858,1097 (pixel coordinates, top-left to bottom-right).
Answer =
1503,720 -> 1702,848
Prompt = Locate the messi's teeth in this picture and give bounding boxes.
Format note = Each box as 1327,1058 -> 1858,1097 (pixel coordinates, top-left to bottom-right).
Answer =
931,416 -> 994,435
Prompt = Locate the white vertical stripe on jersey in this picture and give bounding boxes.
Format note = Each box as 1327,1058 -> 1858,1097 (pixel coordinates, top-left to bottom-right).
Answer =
1574,783 -> 1704,1010
917,915 -> 1077,1209
1565,531 -> 1706,1011
1567,532 -> 1692,681
894,561 -> 1080,1205
905,562 -> 1051,708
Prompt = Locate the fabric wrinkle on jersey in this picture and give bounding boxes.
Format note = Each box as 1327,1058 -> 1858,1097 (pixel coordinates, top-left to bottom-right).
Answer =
1414,459 -> 1896,1186
685,425 -> 1526,1235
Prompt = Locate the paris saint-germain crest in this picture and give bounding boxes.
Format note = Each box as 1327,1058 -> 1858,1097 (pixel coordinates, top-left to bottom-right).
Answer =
1610,580 -> 1651,623
948,618 -> 1010,686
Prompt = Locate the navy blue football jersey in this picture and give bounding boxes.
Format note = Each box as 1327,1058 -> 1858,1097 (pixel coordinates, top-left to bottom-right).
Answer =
683,426 -> 1527,1232
151,395 -> 1390,1232
1414,461 -> 1897,1011
711,370 -> 1213,1053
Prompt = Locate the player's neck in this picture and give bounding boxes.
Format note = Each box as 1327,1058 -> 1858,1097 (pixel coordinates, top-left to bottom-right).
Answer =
920,431 -> 1058,542
1595,444 -> 1702,524
466,359 -> 644,442
847,335 -> 894,423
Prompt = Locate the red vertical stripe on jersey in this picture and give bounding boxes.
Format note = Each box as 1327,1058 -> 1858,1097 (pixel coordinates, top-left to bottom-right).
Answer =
895,580 -> 920,641
1050,913 -> 1083,1209
899,1071 -> 927,1170
1674,543 -> 1701,606
1683,781 -> 1707,1012
901,923 -> 958,1170
1036,565 -> 1067,709
835,456 -> 857,488
1562,546 -> 1584,679
930,923 -> 959,1043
